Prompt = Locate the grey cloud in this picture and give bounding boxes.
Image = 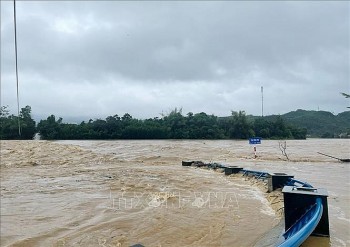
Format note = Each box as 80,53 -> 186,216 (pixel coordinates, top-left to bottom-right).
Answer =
1,1 -> 348,119
4,1 -> 348,82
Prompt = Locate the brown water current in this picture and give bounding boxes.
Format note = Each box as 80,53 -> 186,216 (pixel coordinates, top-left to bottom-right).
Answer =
0,139 -> 349,246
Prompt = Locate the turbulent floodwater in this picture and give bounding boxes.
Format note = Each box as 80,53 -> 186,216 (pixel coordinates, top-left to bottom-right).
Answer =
0,139 -> 349,247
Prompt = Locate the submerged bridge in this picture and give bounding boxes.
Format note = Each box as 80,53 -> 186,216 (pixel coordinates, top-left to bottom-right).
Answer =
182,161 -> 329,247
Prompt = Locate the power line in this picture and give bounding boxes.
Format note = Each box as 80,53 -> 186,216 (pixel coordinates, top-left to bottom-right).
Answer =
13,0 -> 21,136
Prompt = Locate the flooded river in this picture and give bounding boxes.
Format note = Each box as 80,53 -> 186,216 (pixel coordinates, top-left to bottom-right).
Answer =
1,139 -> 349,246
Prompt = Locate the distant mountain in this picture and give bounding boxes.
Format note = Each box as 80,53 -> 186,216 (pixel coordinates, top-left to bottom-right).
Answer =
265,110 -> 350,138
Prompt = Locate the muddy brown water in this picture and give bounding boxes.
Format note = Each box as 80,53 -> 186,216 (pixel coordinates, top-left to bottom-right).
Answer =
0,139 -> 349,246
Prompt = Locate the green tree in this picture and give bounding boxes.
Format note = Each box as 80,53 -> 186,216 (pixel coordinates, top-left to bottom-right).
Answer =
37,115 -> 62,140
105,115 -> 122,138
186,112 -> 224,139
0,105 -> 36,139
253,118 -> 271,138
163,108 -> 187,139
0,106 -> 18,139
271,116 -> 291,139
229,111 -> 254,139
19,106 -> 36,139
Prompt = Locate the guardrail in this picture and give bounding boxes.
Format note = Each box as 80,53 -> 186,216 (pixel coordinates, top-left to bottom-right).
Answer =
278,197 -> 323,247
182,160 -> 329,246
285,178 -> 313,188
240,169 -> 269,180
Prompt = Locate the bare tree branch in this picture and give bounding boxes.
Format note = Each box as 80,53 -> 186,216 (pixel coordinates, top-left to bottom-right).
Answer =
279,140 -> 289,160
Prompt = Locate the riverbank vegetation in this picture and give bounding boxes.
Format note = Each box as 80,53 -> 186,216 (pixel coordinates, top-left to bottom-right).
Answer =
35,109 -> 306,140
1,106 -> 349,140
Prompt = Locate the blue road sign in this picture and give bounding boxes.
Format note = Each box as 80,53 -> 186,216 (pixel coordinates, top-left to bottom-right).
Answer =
249,137 -> 262,145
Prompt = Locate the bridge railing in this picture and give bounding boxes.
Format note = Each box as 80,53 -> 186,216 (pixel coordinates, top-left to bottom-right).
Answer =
182,160 -> 329,246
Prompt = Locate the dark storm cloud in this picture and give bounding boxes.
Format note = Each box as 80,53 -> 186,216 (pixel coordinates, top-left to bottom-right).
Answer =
1,1 -> 349,119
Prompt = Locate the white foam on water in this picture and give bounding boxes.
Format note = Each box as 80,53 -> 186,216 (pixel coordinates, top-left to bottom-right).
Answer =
3,139 -> 349,247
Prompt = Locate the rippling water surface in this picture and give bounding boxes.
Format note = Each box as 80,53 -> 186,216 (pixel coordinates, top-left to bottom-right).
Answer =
1,139 -> 349,246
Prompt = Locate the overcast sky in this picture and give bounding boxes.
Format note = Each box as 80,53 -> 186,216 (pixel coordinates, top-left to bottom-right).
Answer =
1,1 -> 349,122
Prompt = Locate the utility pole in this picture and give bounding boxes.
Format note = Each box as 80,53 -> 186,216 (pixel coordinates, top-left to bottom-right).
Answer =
261,86 -> 264,117
14,0 -> 21,136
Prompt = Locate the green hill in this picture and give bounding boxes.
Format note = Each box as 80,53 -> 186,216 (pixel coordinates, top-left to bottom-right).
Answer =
276,110 -> 349,138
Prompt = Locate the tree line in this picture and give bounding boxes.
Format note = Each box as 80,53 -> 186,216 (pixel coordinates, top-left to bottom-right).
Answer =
1,106 -> 307,140
0,105 -> 36,139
